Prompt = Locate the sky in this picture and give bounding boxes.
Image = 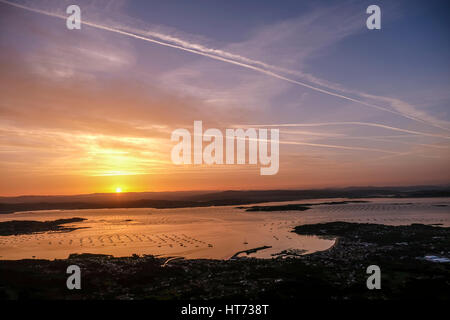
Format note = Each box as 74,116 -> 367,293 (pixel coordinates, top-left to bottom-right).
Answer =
0,0 -> 449,196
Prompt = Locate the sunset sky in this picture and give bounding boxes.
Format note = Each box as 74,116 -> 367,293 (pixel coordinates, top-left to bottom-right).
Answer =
0,0 -> 449,196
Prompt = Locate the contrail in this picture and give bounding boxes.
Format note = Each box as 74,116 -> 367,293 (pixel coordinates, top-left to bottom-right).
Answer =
200,132 -> 401,154
280,130 -> 450,151
280,140 -> 400,154
243,122 -> 450,139
1,0 -> 448,132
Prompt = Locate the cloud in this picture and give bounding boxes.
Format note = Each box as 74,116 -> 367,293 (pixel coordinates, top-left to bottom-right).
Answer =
0,0 -> 449,193
2,0 -> 448,132
26,42 -> 134,80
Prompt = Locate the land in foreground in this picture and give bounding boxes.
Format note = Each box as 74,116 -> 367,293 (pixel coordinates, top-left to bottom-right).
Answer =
0,222 -> 448,300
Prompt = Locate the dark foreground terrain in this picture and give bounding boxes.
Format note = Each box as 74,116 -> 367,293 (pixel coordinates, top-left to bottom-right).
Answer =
0,222 -> 448,300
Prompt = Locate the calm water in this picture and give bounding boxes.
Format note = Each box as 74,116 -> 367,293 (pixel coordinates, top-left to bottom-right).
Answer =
0,197 -> 448,260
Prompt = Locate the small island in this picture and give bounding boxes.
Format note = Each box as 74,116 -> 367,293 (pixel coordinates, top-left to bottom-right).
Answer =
0,218 -> 87,236
239,200 -> 369,212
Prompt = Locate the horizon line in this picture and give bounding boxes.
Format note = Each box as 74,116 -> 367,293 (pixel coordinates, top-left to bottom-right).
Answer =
1,183 -> 449,198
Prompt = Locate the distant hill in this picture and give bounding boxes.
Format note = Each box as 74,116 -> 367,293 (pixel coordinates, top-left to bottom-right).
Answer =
0,186 -> 449,214
0,191 -> 210,204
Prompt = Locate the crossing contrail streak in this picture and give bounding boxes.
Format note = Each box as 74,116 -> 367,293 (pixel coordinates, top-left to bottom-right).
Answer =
230,136 -> 403,154
199,132 -> 400,154
244,122 -> 450,139
280,140 -> 401,154
1,0 -> 448,132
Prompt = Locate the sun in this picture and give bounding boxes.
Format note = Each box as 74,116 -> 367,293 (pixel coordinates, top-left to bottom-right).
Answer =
115,187 -> 122,193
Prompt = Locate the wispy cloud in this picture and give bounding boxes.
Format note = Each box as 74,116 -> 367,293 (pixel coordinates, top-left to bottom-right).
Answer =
1,0 -> 448,132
